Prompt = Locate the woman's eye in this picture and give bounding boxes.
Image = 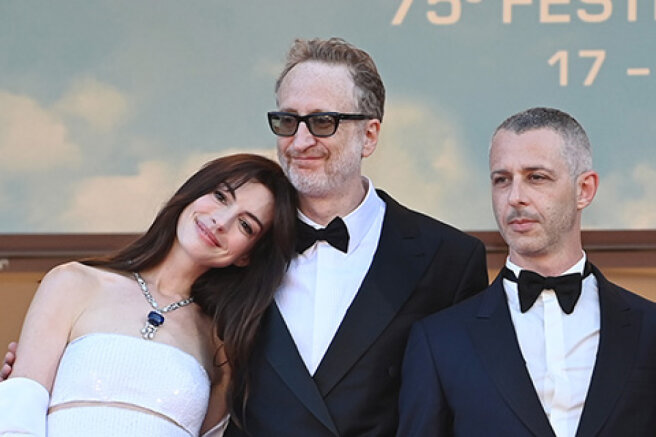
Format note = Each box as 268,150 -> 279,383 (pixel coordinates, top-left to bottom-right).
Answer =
239,218 -> 254,236
214,190 -> 227,203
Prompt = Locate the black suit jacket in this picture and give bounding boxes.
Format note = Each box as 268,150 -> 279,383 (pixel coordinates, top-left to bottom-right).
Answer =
397,265 -> 656,436
225,190 -> 489,436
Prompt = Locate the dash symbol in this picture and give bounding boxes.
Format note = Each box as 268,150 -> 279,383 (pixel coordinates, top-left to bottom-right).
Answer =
627,68 -> 650,76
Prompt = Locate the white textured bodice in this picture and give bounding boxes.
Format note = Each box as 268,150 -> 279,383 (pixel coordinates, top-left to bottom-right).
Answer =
48,333 -> 211,436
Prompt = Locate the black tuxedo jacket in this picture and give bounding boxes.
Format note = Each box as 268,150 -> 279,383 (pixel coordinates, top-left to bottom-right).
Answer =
397,265 -> 656,436
225,190 -> 488,436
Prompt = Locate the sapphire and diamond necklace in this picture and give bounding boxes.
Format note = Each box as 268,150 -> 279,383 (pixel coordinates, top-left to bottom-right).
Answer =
133,272 -> 194,340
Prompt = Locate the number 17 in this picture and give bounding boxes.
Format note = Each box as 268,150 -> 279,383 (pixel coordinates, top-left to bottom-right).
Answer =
548,50 -> 606,86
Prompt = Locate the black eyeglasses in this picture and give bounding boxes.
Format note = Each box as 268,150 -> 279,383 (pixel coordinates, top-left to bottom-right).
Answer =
267,111 -> 375,137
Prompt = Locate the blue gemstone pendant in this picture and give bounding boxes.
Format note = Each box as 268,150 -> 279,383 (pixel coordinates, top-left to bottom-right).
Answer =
141,311 -> 165,340
148,311 -> 164,326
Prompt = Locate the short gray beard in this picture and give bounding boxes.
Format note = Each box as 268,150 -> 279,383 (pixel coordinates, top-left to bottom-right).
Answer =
278,143 -> 363,198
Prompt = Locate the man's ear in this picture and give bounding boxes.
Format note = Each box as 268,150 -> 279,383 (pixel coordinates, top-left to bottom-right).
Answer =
361,119 -> 381,158
576,170 -> 599,210
234,255 -> 250,267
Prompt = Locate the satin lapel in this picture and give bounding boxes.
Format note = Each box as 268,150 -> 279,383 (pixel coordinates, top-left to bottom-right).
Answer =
575,266 -> 641,437
262,304 -> 339,436
312,192 -> 438,395
467,276 -> 556,437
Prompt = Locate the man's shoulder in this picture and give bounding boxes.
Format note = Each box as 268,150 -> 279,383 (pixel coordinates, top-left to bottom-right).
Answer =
419,282 -> 495,328
595,265 -> 656,314
614,283 -> 656,308
377,188 -> 482,246
612,284 -> 656,320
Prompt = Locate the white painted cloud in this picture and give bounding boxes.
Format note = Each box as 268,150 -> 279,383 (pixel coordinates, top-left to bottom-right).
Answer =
55,78 -> 130,132
56,160 -> 174,232
584,163 -> 656,229
0,91 -> 81,172
56,148 -> 277,232
363,99 -> 494,230
367,101 -> 656,231
175,148 -> 278,183
624,164 -> 656,228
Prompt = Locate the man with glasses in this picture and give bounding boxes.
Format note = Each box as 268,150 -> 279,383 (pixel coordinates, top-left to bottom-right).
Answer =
0,37 -> 489,436
224,38 -> 489,436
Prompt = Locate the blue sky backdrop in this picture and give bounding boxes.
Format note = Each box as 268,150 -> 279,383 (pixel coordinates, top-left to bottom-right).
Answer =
1,1 -> 654,232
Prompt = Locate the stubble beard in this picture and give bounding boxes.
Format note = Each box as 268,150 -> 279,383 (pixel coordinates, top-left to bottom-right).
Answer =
496,206 -> 578,260
278,142 -> 363,198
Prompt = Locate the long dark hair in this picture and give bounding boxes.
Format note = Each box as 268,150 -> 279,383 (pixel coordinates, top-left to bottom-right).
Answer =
82,153 -> 297,415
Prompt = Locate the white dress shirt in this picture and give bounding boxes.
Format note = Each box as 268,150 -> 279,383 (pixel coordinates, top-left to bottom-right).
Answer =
503,254 -> 600,437
275,178 -> 386,375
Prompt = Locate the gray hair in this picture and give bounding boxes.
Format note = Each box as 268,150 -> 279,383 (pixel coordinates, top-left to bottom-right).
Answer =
491,107 -> 593,177
275,37 -> 385,122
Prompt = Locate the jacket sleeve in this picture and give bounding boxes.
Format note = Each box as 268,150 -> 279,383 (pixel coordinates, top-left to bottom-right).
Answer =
454,239 -> 489,303
397,322 -> 452,436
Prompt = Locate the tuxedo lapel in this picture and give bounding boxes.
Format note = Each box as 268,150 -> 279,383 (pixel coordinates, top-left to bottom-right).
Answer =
262,304 -> 339,435
467,277 -> 556,437
313,191 -> 439,395
575,266 -> 642,437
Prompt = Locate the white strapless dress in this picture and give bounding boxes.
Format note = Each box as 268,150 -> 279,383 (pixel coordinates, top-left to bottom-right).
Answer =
47,333 -> 211,436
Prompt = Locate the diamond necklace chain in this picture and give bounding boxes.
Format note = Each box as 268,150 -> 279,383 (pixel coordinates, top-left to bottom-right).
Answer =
134,272 -> 194,312
133,272 -> 194,340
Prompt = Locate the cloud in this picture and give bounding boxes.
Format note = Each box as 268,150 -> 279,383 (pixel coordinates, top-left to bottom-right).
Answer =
56,148 -> 277,232
0,90 -> 81,172
624,164 -> 656,227
585,163 -> 656,229
174,148 -> 277,182
55,78 -> 131,132
363,99 -> 494,230
365,100 -> 656,231
55,160 -> 174,232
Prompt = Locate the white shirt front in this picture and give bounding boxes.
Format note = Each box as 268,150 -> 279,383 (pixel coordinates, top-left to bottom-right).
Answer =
503,254 -> 600,437
275,178 -> 386,375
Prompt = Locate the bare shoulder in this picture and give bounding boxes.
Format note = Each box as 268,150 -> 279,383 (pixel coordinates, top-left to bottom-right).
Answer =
13,263 -> 106,388
36,262 -> 107,303
43,260 -> 106,281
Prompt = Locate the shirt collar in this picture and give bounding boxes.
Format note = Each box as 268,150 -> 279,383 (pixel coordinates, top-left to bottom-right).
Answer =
503,252 -> 589,311
297,177 -> 384,253
505,251 -> 587,278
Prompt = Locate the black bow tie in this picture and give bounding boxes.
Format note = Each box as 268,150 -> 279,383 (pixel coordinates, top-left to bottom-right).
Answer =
296,217 -> 349,254
501,263 -> 592,314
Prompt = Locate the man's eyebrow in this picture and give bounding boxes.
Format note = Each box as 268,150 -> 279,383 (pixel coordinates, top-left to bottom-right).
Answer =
523,166 -> 553,173
490,166 -> 553,174
489,166 -> 557,178
489,169 -> 509,178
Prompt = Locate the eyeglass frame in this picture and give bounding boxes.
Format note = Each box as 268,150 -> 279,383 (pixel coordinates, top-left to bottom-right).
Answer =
267,111 -> 376,138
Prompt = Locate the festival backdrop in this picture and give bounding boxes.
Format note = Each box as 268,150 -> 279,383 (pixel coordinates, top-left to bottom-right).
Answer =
1,1 -> 655,233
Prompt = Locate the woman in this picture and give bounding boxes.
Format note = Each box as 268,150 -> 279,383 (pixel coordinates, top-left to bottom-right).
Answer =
0,154 -> 297,436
